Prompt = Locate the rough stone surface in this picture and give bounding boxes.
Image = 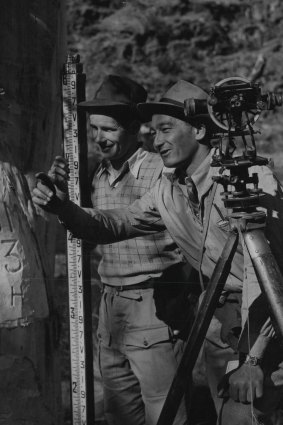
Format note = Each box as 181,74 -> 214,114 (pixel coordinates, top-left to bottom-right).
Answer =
0,0 -> 66,423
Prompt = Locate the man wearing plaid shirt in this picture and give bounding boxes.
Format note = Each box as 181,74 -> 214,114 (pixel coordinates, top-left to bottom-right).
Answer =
47,75 -> 189,425
33,78 -> 283,425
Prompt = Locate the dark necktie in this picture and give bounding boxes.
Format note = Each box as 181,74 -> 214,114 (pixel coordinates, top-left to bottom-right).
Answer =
185,176 -> 199,216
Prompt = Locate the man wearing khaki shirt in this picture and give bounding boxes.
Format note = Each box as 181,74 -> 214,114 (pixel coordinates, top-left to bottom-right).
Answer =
33,80 -> 283,424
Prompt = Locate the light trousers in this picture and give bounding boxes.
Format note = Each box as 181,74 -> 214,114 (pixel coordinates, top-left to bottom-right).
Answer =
97,285 -> 188,425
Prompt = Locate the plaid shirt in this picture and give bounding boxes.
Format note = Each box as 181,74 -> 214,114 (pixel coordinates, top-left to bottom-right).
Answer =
91,148 -> 183,285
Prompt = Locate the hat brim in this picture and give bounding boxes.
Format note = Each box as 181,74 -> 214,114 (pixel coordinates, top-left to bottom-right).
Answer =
138,101 -> 194,123
78,100 -> 145,121
78,99 -> 132,112
138,101 -> 211,125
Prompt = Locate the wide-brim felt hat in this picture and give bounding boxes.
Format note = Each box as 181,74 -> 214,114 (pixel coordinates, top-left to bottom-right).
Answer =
137,80 -> 209,123
78,74 -> 147,119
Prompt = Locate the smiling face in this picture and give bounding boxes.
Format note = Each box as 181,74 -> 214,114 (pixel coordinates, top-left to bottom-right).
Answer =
151,114 -> 201,168
89,114 -> 139,165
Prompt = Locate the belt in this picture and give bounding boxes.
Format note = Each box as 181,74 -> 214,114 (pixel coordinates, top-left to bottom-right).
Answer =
102,279 -> 156,292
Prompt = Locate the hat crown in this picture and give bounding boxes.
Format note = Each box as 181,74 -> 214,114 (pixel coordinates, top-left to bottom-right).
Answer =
161,80 -> 207,105
94,74 -> 147,105
137,80 -> 209,123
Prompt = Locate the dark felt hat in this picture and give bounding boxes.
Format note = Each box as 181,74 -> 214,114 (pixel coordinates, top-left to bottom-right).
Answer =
137,80 -> 209,123
78,74 -> 147,119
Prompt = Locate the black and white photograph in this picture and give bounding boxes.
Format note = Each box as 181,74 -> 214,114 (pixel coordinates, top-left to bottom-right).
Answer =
1,1 -> 283,424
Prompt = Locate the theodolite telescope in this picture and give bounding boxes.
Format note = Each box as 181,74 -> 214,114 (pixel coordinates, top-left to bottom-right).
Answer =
184,76 -> 282,132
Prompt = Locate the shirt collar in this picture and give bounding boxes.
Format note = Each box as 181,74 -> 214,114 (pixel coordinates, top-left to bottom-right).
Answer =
96,147 -> 149,181
164,149 -> 220,199
190,149 -> 220,200
162,166 -> 176,176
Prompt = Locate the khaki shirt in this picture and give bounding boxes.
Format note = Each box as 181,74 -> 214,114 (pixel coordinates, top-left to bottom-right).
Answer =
59,150 -> 283,351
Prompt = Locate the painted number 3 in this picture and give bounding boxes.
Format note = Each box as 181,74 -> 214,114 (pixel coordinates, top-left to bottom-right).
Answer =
1,239 -> 22,273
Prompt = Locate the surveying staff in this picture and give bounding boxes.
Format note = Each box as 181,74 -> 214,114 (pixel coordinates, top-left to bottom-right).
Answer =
33,80 -> 283,425
51,75 -> 190,425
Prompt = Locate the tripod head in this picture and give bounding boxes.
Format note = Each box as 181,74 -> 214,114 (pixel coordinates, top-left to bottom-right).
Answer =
184,77 -> 282,215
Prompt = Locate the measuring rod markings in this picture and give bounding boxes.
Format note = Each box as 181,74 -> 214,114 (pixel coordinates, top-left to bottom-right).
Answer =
62,58 -> 87,425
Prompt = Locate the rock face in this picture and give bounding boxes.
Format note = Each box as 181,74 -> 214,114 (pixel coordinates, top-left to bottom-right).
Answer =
67,0 -> 283,178
0,161 -> 48,326
0,1 -> 66,423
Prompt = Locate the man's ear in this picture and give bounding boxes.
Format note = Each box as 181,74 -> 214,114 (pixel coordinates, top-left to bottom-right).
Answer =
194,124 -> 206,142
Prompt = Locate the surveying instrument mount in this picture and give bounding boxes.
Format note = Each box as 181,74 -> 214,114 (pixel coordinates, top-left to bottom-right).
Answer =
157,76 -> 283,425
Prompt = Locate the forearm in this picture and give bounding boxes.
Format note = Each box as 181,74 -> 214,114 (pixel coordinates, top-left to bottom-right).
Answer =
57,199 -> 163,244
33,168 -> 166,243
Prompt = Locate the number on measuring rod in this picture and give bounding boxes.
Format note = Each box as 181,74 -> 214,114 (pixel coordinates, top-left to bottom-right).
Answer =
62,54 -> 94,425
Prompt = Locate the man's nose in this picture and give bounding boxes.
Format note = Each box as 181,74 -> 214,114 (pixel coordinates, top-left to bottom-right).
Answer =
93,128 -> 104,142
153,132 -> 163,150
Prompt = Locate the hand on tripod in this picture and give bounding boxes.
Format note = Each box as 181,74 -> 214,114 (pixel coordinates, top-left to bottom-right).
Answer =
218,362 -> 264,403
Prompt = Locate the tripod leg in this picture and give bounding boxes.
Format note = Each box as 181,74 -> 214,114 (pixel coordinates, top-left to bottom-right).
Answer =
244,229 -> 283,341
157,231 -> 239,425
